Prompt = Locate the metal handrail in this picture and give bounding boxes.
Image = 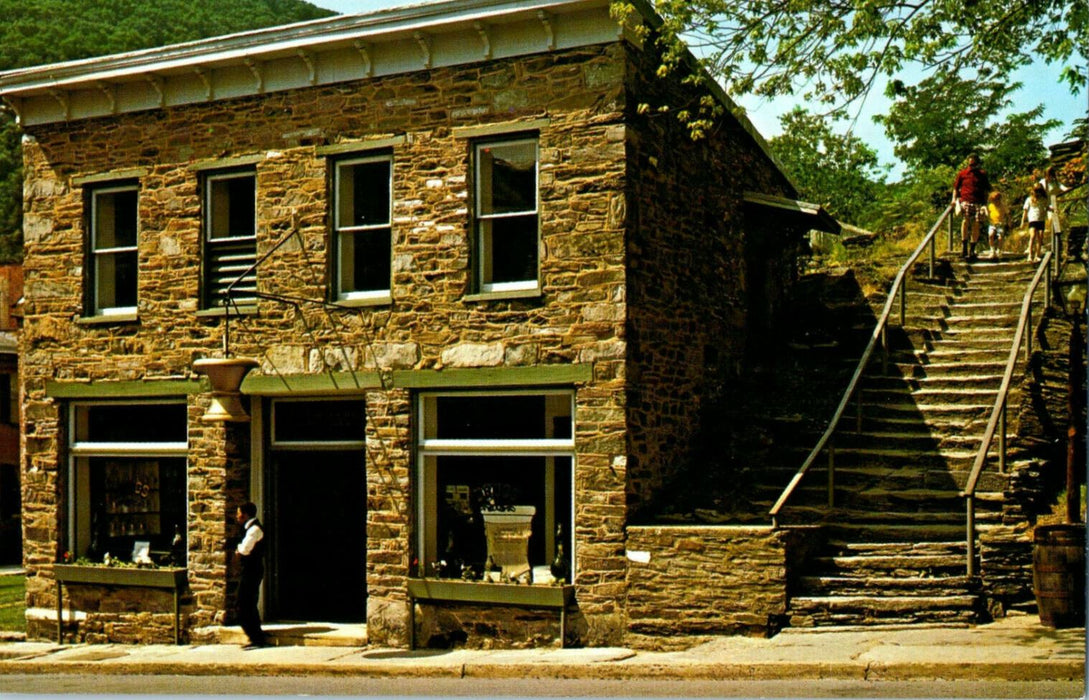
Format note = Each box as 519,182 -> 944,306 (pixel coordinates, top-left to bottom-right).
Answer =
959,248 -> 1054,576
769,204 -> 953,527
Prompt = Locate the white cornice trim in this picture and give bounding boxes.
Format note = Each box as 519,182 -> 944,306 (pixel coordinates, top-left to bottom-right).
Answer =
0,0 -> 625,127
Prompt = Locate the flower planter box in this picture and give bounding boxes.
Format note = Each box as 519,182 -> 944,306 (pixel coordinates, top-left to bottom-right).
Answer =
53,564 -> 188,644
406,577 -> 574,649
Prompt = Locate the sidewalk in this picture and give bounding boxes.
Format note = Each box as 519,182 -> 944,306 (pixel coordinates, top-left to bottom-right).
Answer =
0,613 -> 1084,682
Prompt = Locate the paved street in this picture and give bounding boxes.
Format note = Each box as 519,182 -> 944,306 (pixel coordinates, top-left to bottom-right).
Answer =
1,673 -> 1084,697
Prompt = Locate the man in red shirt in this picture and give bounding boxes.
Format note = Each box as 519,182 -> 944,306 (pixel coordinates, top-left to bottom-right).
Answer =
952,153 -> 991,260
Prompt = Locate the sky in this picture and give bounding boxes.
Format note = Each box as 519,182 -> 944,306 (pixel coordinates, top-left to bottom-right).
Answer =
311,0 -> 1086,179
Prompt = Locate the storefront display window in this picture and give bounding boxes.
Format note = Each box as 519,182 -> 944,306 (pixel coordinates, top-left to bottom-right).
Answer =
68,402 -> 188,563
417,392 -> 573,582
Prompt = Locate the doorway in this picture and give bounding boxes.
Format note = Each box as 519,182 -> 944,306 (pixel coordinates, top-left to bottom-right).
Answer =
266,398 -> 367,622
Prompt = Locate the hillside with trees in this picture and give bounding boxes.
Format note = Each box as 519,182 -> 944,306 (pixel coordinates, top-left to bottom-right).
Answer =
0,0 -> 335,261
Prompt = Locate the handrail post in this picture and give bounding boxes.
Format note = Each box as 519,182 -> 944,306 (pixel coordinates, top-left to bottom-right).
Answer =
929,235 -> 935,278
999,398 -> 1007,474
966,495 -> 976,577
899,279 -> 907,327
1046,255 -> 1052,308
856,388 -> 863,434
881,325 -> 889,375
947,213 -> 954,252
1026,306 -> 1033,360
827,441 -> 835,508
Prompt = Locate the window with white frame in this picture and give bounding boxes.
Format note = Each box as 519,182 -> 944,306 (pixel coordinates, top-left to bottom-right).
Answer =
474,138 -> 540,293
417,391 -> 573,580
333,155 -> 392,300
68,402 -> 188,563
204,170 -> 256,308
88,184 -> 138,316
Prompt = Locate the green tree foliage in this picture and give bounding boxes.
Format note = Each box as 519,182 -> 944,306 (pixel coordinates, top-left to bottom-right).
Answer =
0,0 -> 334,262
875,74 -> 1059,183
618,0 -> 1087,111
768,108 -> 886,224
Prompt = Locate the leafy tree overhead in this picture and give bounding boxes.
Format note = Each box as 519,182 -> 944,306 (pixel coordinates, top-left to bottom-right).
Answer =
768,108 -> 886,225
0,0 -> 335,262
617,0 -> 1087,115
875,74 -> 1059,183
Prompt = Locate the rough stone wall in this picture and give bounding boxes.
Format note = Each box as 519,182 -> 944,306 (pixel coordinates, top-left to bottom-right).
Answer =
621,42 -> 799,515
625,526 -> 793,647
981,311 -> 1085,615
18,44 -> 631,644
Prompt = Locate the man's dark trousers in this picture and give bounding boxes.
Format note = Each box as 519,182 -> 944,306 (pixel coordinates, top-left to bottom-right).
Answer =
238,523 -> 266,645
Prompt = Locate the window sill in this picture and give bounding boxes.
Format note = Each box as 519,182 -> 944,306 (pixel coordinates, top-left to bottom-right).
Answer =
334,294 -> 393,308
53,564 -> 187,589
463,288 -> 542,303
195,305 -> 259,318
77,313 -> 139,326
407,578 -> 573,607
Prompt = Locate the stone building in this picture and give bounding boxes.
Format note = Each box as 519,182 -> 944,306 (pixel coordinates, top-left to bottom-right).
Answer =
0,0 -> 834,647
0,264 -> 21,564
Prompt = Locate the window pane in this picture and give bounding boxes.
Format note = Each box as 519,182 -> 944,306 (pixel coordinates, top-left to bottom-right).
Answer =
437,455 -> 548,567
85,457 -> 186,562
274,399 -> 365,443
479,214 -> 538,285
337,160 -> 390,228
436,395 -> 555,440
94,189 -> 137,249
96,250 -> 137,310
338,229 -> 391,294
83,403 -> 187,443
208,174 -> 255,239
478,141 -> 537,215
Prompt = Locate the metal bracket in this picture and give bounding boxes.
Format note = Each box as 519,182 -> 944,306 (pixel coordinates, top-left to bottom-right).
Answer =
538,11 -> 555,50
474,22 -> 492,60
193,67 -> 213,100
244,59 -> 264,93
48,89 -> 70,120
297,50 -> 317,85
414,31 -> 432,69
95,81 -> 116,114
353,40 -> 373,77
145,74 -> 165,107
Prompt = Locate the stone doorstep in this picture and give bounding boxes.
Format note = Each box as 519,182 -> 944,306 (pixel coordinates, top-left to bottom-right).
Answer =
210,621 -> 368,648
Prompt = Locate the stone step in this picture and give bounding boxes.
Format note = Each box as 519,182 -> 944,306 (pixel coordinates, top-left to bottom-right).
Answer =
798,576 -> 977,596
887,361 -> 1012,378
823,540 -> 969,556
861,386 -> 1009,405
864,373 -> 1006,390
818,522 -> 996,542
787,594 -> 981,627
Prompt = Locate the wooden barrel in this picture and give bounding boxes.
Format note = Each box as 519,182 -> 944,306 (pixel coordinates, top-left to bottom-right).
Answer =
1033,524 -> 1086,628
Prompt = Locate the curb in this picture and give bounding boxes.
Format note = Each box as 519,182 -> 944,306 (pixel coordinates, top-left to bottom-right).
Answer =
0,658 -> 1083,682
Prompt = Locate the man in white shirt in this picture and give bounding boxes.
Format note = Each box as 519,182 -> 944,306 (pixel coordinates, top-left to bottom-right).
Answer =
235,502 -> 267,648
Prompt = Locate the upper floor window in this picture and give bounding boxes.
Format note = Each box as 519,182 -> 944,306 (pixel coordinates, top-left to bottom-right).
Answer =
204,170 -> 256,308
88,184 -> 138,316
333,155 -> 392,301
474,138 -> 539,293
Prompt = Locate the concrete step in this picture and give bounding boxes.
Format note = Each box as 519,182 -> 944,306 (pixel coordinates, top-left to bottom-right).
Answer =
215,621 -> 368,647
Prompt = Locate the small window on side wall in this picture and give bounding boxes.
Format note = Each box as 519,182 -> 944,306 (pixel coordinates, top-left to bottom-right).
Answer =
474,138 -> 539,293
333,155 -> 392,301
203,170 -> 256,308
88,184 -> 138,316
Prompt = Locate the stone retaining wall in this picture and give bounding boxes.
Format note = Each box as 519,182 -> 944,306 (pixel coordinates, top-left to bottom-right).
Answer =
625,526 -> 795,646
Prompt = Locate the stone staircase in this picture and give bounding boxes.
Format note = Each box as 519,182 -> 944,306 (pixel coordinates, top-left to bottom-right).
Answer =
779,256 -> 1041,627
